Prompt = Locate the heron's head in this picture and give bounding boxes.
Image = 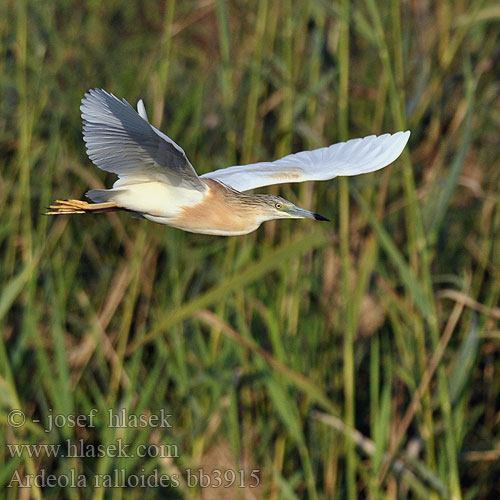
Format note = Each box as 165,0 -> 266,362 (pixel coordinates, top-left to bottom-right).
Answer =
254,195 -> 330,223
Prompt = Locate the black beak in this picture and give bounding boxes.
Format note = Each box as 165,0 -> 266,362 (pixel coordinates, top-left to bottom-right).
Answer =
313,213 -> 331,222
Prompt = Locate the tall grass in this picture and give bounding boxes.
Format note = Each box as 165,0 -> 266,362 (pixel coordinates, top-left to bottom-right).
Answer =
1,1 -> 500,499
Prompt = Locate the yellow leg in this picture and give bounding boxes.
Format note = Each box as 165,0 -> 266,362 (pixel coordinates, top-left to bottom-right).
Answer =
45,199 -> 120,215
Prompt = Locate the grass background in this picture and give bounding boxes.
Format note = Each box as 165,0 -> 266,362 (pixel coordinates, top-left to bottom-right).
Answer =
1,0 -> 500,498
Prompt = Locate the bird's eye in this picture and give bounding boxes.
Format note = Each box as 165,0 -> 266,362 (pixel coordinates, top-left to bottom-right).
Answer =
275,203 -> 282,209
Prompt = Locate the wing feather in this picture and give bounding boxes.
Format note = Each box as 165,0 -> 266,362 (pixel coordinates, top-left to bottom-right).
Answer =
81,89 -> 206,191
202,131 -> 410,191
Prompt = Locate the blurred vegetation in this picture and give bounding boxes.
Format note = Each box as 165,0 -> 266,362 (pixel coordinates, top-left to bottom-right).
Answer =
1,0 -> 500,499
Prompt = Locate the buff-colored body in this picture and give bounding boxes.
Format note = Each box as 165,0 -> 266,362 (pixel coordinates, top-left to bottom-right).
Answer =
168,179 -> 266,235
111,178 -> 272,235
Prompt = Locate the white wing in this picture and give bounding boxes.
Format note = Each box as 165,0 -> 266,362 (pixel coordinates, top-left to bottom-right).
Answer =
81,89 -> 206,192
136,99 -> 149,122
202,131 -> 410,192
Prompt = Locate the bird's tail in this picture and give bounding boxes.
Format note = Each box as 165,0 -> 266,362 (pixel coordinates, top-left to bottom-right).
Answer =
45,199 -> 120,215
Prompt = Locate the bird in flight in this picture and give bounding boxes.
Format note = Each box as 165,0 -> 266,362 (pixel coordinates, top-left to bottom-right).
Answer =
48,89 -> 410,236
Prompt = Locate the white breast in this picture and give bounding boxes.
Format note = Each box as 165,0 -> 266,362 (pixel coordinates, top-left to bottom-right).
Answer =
109,179 -> 206,219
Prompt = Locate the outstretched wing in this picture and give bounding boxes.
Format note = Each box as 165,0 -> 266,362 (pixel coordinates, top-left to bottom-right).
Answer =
202,132 -> 410,192
81,89 -> 206,192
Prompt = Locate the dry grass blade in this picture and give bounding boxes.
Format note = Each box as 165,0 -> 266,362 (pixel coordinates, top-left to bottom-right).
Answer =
377,300 -> 465,486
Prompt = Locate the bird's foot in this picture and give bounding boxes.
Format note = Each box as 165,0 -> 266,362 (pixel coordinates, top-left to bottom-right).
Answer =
45,199 -> 119,215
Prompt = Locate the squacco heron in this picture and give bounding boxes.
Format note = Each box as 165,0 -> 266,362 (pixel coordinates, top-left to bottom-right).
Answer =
48,89 -> 410,236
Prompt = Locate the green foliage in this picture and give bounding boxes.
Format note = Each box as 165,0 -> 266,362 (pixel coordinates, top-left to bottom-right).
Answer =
1,0 -> 500,499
